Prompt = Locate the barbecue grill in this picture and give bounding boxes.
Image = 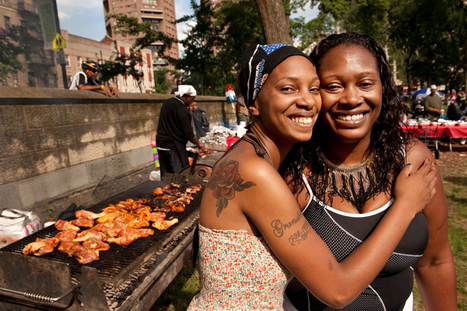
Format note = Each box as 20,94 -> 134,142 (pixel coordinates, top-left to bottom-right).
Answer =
0,178 -> 204,311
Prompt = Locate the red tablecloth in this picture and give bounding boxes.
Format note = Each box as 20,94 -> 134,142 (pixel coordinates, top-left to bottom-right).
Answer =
403,123 -> 467,139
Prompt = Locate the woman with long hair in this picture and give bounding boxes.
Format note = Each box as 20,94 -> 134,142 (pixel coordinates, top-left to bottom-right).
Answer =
284,33 -> 457,311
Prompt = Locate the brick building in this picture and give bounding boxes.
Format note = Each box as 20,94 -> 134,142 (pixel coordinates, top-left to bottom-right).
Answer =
103,0 -> 179,69
0,0 -> 62,88
61,30 -> 154,93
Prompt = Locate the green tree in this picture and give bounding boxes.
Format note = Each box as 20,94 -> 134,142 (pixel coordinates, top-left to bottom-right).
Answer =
388,0 -> 467,92
212,0 -> 265,89
153,68 -> 170,94
0,25 -> 34,80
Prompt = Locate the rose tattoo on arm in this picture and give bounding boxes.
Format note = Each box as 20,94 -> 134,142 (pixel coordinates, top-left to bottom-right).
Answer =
208,158 -> 256,217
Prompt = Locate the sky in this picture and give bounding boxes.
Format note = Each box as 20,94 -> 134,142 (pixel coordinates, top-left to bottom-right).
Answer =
56,0 -> 319,57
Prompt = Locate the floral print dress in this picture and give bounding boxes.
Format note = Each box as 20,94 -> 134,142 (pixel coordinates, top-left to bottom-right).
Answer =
187,224 -> 292,310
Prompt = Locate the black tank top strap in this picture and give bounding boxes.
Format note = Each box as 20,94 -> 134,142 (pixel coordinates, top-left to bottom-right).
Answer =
223,131 -> 272,165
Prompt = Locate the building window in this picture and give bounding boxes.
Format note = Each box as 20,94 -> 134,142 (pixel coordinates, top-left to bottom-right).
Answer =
12,72 -> 18,87
123,78 -> 127,87
133,79 -> 136,87
44,73 -> 49,88
67,75 -> 72,86
52,74 -> 58,88
1,77 -> 7,86
77,57 -> 82,68
4,16 -> 10,30
28,72 -> 36,87
65,55 -> 70,67
142,18 -> 160,24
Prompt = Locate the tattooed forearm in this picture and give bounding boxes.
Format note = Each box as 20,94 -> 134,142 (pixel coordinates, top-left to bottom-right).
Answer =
271,212 -> 302,237
288,222 -> 312,246
208,157 -> 256,217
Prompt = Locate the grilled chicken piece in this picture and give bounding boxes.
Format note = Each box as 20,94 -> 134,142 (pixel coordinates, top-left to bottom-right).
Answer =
75,210 -> 106,220
73,229 -> 107,242
82,238 -> 110,251
55,220 -> 80,232
107,228 -> 154,246
55,229 -> 78,241
58,241 -> 79,257
153,187 -> 163,196
102,204 -> 120,214
167,200 -> 185,213
170,182 -> 182,188
72,244 -> 99,264
92,222 -> 127,238
148,212 -> 166,222
22,237 -> 59,256
107,235 -> 136,246
152,218 -> 178,231
71,218 -> 94,228
123,212 -> 150,229
96,211 -> 127,224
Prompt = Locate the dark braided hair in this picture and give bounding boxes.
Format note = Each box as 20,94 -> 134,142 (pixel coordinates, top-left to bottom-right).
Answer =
283,33 -> 411,205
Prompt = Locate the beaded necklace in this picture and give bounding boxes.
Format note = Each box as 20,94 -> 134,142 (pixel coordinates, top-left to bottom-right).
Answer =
307,147 -> 391,213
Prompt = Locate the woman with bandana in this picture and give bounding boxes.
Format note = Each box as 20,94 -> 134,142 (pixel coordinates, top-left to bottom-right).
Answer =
187,43 -> 437,311
284,33 -> 457,311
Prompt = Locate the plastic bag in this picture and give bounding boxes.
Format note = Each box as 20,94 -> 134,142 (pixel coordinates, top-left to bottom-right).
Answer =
0,209 -> 42,248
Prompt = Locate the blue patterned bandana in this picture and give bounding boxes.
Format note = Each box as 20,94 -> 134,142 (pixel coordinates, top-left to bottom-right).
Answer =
240,44 -> 313,107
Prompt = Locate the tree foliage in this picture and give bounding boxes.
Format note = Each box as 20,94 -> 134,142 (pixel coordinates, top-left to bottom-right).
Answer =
0,25 -> 34,80
153,68 -> 171,94
297,0 -> 467,92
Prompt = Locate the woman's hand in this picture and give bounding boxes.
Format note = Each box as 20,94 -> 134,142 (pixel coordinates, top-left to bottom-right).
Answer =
393,159 -> 437,217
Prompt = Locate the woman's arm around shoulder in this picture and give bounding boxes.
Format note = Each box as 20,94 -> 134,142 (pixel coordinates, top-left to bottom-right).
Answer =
406,139 -> 458,311
237,154 -> 438,308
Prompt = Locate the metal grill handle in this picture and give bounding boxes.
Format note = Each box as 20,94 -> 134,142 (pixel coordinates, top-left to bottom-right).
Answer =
0,284 -> 78,303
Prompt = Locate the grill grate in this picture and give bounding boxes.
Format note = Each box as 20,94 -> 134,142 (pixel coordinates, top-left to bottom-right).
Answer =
0,180 -> 204,286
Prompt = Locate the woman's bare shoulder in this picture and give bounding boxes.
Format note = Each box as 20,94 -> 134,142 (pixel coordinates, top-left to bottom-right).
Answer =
405,138 -> 436,165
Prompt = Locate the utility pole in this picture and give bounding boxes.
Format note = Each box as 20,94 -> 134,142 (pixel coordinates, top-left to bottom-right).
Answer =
52,0 -> 67,89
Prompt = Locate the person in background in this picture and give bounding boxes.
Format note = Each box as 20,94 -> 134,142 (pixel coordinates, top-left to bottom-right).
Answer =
171,79 -> 182,94
284,32 -> 457,311
423,85 -> 444,121
447,102 -> 461,120
156,85 -> 206,178
187,43 -> 437,310
411,104 -> 425,120
69,60 -> 119,97
190,103 -> 210,139
458,101 -> 467,121
458,90 -> 466,105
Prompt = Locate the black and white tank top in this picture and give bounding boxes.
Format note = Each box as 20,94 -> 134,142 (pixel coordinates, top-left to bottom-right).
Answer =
286,176 -> 429,311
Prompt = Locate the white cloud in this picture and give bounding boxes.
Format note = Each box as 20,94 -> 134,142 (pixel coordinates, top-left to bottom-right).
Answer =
58,11 -> 71,19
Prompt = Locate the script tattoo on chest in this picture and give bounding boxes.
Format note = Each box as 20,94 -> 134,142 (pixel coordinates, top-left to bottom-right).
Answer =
208,157 -> 256,217
271,211 -> 302,238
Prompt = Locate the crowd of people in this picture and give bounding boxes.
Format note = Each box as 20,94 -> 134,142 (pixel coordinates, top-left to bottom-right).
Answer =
410,85 -> 467,121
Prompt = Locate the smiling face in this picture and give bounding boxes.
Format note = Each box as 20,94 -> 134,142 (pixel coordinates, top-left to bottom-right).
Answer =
317,44 -> 382,145
250,55 -> 321,146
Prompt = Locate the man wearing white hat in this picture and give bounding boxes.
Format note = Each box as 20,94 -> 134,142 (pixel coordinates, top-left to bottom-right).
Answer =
156,85 -> 206,178
423,85 -> 443,121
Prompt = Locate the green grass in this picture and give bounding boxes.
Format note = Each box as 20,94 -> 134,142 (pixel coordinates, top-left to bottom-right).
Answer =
150,266 -> 200,311
152,149 -> 467,310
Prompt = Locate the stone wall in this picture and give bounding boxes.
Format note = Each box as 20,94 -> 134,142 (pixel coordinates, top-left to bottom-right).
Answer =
0,86 -> 234,222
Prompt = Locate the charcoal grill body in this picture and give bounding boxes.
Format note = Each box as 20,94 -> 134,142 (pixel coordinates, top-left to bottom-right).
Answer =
0,180 -> 203,311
